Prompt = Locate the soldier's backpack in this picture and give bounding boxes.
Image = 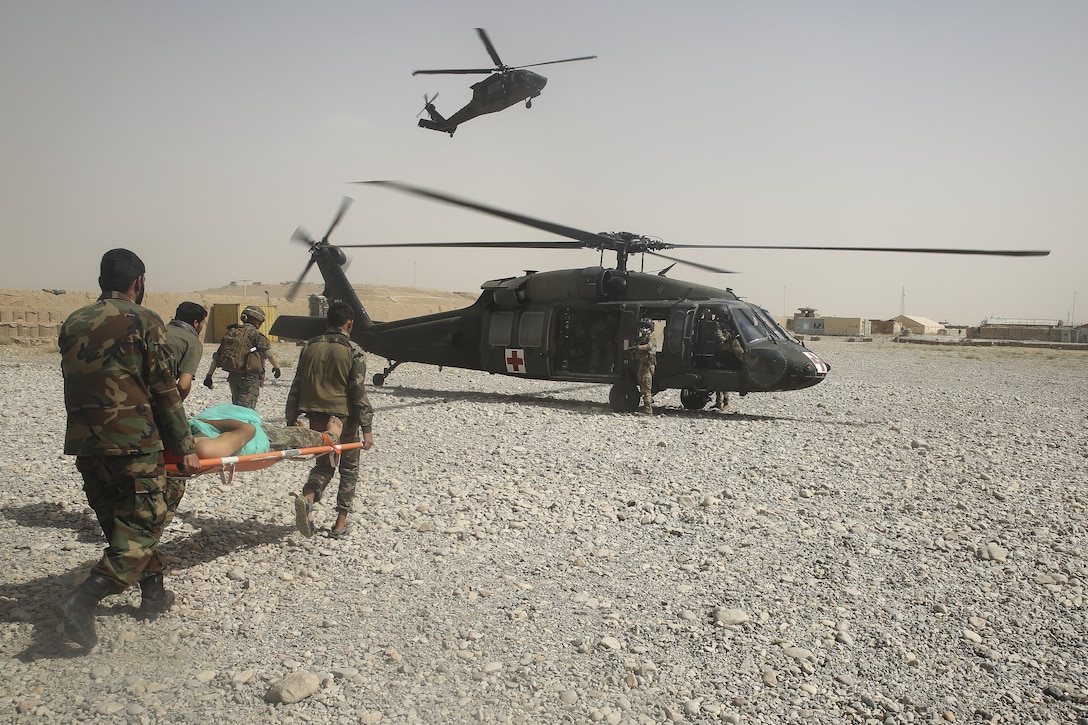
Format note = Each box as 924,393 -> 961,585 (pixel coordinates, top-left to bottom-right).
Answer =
216,324 -> 256,373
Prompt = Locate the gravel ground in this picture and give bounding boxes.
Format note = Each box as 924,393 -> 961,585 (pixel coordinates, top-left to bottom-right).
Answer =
0,338 -> 1085,724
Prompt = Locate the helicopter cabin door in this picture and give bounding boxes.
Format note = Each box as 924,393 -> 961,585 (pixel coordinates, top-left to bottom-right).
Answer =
483,308 -> 552,379
550,307 -> 622,380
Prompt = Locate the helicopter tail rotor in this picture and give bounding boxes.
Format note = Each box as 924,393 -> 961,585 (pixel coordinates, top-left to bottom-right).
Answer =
417,93 -> 439,119
285,197 -> 353,302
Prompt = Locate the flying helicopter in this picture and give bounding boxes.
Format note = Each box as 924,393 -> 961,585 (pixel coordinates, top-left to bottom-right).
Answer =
413,28 -> 596,136
269,183 -> 1050,413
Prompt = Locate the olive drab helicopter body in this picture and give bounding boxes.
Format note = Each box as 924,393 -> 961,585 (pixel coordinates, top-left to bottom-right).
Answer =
270,184 -> 1049,413
413,28 -> 596,136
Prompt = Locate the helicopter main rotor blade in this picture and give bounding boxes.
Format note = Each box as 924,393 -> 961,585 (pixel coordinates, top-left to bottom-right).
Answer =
291,226 -> 315,246
338,240 -> 584,250
476,28 -> 504,69
662,243 -> 1050,257
645,250 -> 737,274
357,180 -> 619,251
323,196 -> 353,242
512,55 -> 598,70
286,257 -> 317,302
412,68 -> 495,75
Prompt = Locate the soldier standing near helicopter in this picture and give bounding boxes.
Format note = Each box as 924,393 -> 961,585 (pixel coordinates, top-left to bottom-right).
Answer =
632,317 -> 656,416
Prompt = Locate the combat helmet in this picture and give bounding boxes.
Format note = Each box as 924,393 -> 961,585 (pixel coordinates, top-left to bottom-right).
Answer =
242,305 -> 266,325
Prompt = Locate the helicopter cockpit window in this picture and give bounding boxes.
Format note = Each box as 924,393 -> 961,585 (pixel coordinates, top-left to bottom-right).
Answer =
518,311 -> 547,348
732,307 -> 770,345
488,311 -> 515,347
751,306 -> 792,342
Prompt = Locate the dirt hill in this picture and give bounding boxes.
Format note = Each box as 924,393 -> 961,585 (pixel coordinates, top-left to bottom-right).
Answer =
0,283 -> 478,343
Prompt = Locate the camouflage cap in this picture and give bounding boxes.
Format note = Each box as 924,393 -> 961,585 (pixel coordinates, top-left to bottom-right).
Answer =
242,305 -> 266,323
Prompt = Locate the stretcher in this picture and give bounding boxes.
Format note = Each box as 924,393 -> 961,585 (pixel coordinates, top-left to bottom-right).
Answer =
165,442 -> 363,485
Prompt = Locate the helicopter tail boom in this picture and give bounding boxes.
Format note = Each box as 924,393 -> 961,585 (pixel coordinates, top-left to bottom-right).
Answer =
417,98 -> 455,136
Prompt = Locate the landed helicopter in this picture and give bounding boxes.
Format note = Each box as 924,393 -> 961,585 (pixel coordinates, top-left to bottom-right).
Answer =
413,28 -> 596,136
270,183 -> 1050,413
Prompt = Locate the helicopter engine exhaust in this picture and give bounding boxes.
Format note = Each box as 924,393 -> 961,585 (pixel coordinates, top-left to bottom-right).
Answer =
596,269 -> 627,299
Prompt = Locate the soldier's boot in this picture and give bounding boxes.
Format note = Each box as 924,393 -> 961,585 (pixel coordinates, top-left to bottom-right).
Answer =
136,573 -> 175,620
639,396 -> 654,416
56,572 -> 120,649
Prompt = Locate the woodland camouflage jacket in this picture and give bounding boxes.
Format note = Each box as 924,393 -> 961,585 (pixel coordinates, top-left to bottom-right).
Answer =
59,292 -> 196,457
285,327 -> 373,433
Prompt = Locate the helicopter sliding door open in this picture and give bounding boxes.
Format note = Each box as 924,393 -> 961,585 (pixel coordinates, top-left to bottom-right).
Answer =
552,307 -> 622,379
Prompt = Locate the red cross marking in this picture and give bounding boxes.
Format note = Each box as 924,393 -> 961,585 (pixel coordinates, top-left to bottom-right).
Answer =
506,348 -> 526,373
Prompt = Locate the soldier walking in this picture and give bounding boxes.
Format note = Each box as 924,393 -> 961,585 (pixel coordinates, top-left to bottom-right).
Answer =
204,305 -> 281,409
286,301 -> 374,538
56,249 -> 200,651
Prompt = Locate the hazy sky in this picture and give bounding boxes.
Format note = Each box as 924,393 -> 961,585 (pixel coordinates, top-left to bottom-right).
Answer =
2,1 -> 1084,325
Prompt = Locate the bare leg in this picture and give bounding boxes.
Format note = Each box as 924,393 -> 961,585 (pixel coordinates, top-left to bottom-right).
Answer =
193,420 -> 257,459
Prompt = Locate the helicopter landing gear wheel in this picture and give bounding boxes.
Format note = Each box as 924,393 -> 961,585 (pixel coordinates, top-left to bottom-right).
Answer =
372,373 -> 385,386
680,388 -> 712,410
526,99 -> 532,109
609,381 -> 641,413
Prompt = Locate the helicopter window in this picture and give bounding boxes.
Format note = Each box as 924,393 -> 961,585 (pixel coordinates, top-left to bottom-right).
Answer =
518,311 -> 547,348
667,311 -> 687,354
488,311 -> 515,347
732,307 -> 769,345
751,306 -> 792,342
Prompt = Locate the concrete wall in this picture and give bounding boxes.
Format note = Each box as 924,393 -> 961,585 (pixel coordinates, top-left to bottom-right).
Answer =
823,317 -> 870,336
967,324 -> 1081,342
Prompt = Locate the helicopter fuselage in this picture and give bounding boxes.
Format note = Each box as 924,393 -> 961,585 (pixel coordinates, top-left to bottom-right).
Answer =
420,69 -> 547,134
271,252 -> 829,412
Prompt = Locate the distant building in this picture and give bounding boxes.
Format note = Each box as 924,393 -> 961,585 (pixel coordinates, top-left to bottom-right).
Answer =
870,319 -> 904,336
894,315 -> 943,335
789,307 -> 869,336
968,318 -> 1087,343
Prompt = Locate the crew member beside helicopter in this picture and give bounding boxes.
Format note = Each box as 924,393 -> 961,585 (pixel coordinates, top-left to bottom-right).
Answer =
712,311 -> 745,410
631,317 -> 656,416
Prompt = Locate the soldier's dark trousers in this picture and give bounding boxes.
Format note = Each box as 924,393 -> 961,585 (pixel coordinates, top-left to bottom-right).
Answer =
77,451 -> 169,588
227,372 -> 262,409
302,413 -> 361,514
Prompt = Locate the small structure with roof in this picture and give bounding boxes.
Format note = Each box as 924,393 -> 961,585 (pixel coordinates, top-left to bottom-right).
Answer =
894,315 -> 943,336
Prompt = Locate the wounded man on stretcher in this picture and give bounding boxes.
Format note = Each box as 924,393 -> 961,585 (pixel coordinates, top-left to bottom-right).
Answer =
166,403 -> 353,479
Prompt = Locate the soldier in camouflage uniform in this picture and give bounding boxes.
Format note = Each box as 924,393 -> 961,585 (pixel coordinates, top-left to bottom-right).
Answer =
203,306 -> 281,410
632,317 -> 657,416
162,302 -> 208,529
164,302 -> 208,401
286,301 -> 374,538
711,311 -> 744,410
57,249 -> 200,651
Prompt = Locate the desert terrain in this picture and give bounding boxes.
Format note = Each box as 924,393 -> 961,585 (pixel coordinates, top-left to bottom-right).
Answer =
0,283 -> 478,342
0,317 -> 1085,723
